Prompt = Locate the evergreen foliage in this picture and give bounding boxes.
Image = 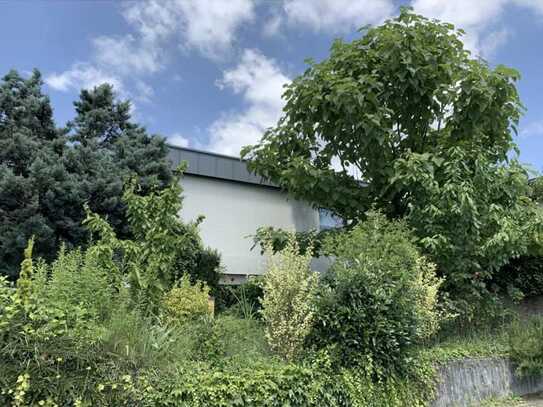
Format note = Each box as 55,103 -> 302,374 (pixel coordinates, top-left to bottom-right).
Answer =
0,71 -> 172,278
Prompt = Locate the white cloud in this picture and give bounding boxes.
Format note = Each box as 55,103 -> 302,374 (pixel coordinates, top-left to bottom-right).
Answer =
207,49 -> 289,156
412,0 -> 509,56
121,0 -> 179,45
520,121 -> 543,138
121,0 -> 255,60
45,63 -> 123,93
479,28 -> 511,59
93,35 -> 163,75
168,132 -> 191,147
283,0 -> 394,33
410,0 -> 543,58
46,0 -> 254,99
175,0 -> 255,59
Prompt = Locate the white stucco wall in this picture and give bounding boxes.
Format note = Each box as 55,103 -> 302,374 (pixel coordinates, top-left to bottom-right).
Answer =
179,174 -> 321,282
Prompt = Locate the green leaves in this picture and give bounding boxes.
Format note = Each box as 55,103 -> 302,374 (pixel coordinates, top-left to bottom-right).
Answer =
242,9 -> 523,224
83,164 -> 216,312
241,9 -> 537,310
0,75 -> 173,279
393,146 -> 542,309
309,212 -> 442,373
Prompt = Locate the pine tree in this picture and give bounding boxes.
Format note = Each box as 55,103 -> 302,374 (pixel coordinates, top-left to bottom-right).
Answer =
66,84 -> 172,239
0,72 -> 172,278
0,70 -> 62,277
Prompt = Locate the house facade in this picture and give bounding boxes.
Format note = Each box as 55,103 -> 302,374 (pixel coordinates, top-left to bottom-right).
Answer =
167,145 -> 330,284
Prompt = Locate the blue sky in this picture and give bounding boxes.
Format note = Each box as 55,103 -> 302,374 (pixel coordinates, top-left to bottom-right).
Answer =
1,0 -> 543,171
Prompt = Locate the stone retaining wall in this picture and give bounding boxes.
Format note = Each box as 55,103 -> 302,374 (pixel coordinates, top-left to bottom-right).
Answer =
432,357 -> 543,407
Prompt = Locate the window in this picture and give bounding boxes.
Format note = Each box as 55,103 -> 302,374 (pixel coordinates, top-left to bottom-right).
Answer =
319,208 -> 343,231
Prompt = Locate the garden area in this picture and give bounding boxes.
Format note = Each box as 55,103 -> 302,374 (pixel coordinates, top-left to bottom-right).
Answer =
2,8 -> 543,407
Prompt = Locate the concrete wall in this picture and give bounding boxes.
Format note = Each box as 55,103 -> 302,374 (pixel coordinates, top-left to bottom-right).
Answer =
179,174 -> 321,282
432,357 -> 543,407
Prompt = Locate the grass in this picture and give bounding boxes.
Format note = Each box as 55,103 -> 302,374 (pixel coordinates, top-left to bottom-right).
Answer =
420,328 -> 509,364
418,301 -> 524,364
478,395 -> 525,406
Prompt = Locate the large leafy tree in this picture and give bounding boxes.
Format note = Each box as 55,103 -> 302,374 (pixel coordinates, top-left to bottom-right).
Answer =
242,9 -> 523,222
0,72 -> 172,278
242,9 -> 541,302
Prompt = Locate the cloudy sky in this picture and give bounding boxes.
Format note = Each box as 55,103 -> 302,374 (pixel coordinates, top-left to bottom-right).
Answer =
2,0 -> 543,170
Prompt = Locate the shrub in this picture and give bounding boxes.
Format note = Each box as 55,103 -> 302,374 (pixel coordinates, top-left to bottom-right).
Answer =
509,316 -> 543,377
84,164 -> 223,312
162,275 -> 211,324
0,242 -> 119,405
34,245 -> 116,321
395,146 -> 541,313
309,212 -> 442,373
493,255 -> 543,298
215,276 -> 263,315
194,247 -> 222,294
261,235 -> 318,361
130,354 -> 435,407
171,227 -> 222,294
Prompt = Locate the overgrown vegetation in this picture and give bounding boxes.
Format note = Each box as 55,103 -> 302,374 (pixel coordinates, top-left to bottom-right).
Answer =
242,7 -> 543,314
509,316 -> 543,377
308,212 -> 442,372
2,6 -> 543,407
0,170 -> 438,406
0,75 -> 172,279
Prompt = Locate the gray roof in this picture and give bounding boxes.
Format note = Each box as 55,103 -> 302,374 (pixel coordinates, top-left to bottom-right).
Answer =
167,145 -> 276,188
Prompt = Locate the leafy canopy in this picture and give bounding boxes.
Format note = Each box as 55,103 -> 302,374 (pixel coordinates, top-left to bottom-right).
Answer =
241,8 -> 542,304
241,8 -> 523,223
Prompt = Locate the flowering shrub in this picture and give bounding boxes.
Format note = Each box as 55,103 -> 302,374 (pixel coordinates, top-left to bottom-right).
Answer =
261,234 -> 319,361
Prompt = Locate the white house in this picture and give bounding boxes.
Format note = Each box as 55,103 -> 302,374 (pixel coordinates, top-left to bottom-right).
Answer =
167,145 -> 332,284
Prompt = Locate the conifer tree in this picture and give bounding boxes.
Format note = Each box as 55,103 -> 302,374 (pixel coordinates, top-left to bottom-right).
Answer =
0,71 -> 172,278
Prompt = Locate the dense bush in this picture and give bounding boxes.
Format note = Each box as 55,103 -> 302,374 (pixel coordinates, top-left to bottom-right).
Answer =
509,316 -> 543,377
261,235 -> 319,361
493,255 -> 543,298
193,247 -> 222,294
163,275 -> 211,325
84,164 -> 220,311
127,355 -> 436,407
0,241 -> 125,405
395,146 -> 542,310
309,212 -> 442,373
